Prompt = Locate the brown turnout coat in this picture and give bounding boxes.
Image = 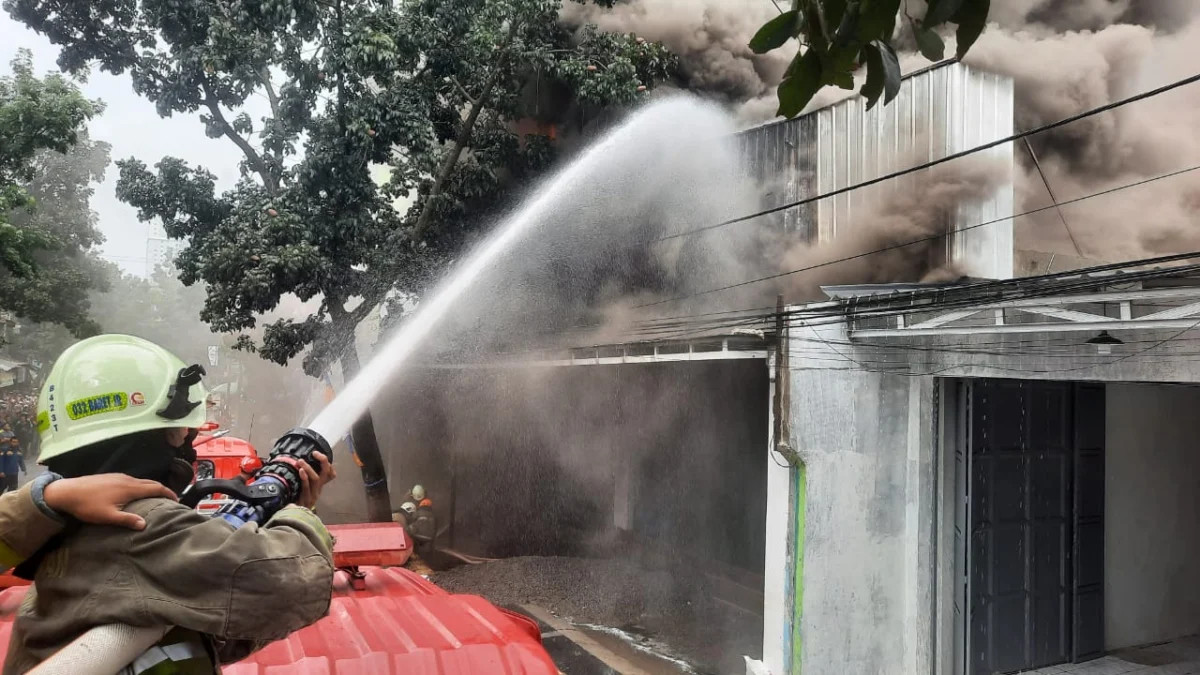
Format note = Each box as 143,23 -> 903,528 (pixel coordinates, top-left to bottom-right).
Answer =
1,498 -> 334,674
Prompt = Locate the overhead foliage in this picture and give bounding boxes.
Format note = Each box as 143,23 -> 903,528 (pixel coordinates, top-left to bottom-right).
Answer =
0,88 -> 109,337
0,49 -> 101,326
749,0 -> 991,117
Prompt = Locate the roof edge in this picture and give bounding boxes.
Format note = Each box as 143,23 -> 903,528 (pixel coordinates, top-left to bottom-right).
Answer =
735,57 -> 963,137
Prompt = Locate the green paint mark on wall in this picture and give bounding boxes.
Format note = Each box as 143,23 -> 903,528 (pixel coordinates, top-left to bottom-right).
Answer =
791,461 -> 807,673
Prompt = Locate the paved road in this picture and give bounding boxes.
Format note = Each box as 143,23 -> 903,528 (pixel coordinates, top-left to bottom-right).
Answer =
505,606 -> 696,675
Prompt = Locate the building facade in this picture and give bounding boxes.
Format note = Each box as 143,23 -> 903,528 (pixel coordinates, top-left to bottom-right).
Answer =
736,61 -> 1015,281
786,271 -> 1200,675
146,222 -> 187,272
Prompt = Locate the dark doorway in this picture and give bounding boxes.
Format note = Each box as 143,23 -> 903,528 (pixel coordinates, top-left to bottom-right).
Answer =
962,379 -> 1105,675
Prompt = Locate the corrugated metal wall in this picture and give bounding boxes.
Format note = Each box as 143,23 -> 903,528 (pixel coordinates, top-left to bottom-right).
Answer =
737,62 -> 1015,280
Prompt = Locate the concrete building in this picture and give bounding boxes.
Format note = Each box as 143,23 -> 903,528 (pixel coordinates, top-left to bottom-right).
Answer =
787,269 -> 1200,675
364,59 -> 1200,675
146,222 -> 187,271
736,60 -> 1015,280
354,60 -> 1032,675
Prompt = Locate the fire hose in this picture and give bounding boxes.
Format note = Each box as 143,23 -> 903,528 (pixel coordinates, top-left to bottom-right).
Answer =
27,427 -> 333,675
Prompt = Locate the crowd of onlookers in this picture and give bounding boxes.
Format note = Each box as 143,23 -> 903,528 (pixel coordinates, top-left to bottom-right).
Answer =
0,390 -> 37,492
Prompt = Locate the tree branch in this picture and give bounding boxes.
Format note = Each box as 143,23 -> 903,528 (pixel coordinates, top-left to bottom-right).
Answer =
258,67 -> 281,119
350,293 -> 378,324
449,76 -> 478,105
201,81 -> 279,194
411,23 -> 517,242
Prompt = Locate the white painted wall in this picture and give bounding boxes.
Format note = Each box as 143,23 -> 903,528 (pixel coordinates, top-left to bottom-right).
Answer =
790,322 -> 937,675
1105,383 -> 1200,650
763,352 -> 791,675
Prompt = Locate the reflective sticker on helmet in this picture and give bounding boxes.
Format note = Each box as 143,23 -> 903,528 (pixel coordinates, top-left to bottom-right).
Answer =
66,392 -> 129,420
36,412 -> 49,433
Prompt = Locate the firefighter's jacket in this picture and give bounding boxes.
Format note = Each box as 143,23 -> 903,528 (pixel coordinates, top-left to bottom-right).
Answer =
0,479 -> 65,572
0,486 -> 335,675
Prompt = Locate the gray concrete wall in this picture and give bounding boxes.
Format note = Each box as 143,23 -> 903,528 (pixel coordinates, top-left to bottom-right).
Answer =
788,304 -> 1200,675
791,323 -> 937,675
1105,383 -> 1200,650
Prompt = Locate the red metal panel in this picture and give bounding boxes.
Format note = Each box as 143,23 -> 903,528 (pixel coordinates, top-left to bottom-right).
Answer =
0,567 -> 556,675
327,523 -> 412,568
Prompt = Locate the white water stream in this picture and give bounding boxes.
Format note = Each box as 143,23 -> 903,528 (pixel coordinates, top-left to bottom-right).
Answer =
308,98 -> 732,442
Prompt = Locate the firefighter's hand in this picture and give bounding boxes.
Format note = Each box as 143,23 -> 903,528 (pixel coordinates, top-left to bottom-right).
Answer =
43,474 -> 177,530
296,452 -> 336,510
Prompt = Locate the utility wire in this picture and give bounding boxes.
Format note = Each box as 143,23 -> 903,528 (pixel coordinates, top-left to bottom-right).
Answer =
796,315 -> 1200,377
1022,137 -> 1083,262
655,71 -> 1200,243
626,253 -> 1200,334
636,164 -> 1200,309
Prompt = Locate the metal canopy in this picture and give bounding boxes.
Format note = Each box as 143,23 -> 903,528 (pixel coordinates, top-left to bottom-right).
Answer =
417,336 -> 772,369
848,287 -> 1200,339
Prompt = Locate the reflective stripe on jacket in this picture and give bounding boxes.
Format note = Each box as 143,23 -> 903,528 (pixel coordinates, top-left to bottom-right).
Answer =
120,630 -> 214,675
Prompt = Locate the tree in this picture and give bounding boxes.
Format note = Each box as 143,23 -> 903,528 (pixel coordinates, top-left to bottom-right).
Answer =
0,50 -> 101,330
1,131 -> 113,338
750,0 -> 992,117
8,0 -> 674,521
393,0 -> 675,251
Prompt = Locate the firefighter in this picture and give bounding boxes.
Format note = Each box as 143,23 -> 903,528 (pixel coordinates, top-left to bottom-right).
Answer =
3,334 -> 338,675
0,437 -> 25,493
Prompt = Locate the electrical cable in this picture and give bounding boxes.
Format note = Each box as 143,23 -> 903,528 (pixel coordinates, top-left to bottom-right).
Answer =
636,164 -> 1200,309
655,71 -> 1200,243
621,259 -> 1200,340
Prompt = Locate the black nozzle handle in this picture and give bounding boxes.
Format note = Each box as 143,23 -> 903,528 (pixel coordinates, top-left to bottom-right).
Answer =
269,427 -> 333,470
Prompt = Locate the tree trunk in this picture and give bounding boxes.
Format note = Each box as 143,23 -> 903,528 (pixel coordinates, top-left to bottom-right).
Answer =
338,343 -> 393,522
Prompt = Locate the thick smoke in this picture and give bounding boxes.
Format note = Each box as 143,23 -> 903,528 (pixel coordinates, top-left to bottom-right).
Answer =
561,0 -> 796,125
566,0 -> 1200,263
768,158 -> 1008,295
964,3 -> 1200,261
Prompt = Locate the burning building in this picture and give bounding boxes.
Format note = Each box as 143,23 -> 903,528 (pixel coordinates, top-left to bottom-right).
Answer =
351,61 -> 1032,675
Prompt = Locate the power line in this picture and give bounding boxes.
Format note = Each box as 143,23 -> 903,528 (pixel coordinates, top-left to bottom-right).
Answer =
623,253 -> 1200,336
795,314 -> 1200,377
636,163 -> 1200,309
656,71 -> 1200,243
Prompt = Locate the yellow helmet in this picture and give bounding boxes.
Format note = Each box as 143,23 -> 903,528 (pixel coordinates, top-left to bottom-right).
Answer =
36,335 -> 208,463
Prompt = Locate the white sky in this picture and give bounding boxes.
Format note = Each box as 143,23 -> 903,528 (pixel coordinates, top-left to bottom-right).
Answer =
1,14 -> 262,276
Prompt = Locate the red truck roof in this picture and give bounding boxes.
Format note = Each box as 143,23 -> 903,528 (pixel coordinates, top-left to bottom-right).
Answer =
0,558 -> 556,675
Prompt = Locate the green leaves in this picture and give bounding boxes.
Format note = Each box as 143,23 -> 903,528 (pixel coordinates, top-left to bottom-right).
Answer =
923,0 -> 964,27
860,40 -> 900,110
953,0 -> 991,58
777,49 -> 823,118
0,131 -> 110,337
749,0 -> 991,119
0,48 -> 98,317
913,23 -> 946,61
749,10 -> 802,55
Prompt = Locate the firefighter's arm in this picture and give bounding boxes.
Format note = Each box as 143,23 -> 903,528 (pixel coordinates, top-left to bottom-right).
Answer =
123,501 -> 335,645
0,472 -> 181,569
0,474 -> 65,570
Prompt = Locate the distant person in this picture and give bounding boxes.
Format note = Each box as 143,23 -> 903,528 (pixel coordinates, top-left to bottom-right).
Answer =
21,413 -> 38,459
1,437 -> 24,493
13,415 -> 33,456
